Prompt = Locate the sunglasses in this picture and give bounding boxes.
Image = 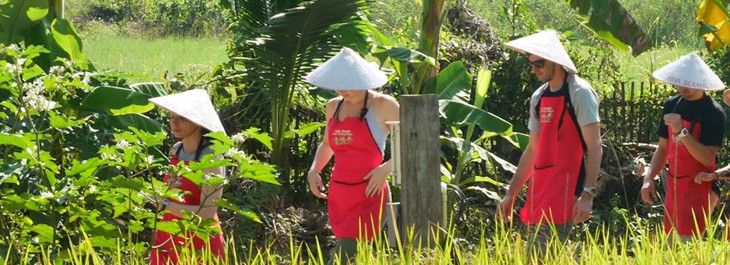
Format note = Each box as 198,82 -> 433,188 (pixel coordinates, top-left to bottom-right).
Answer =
526,58 -> 546,68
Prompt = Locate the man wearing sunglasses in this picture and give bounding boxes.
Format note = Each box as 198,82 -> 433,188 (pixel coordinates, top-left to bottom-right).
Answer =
496,30 -> 602,259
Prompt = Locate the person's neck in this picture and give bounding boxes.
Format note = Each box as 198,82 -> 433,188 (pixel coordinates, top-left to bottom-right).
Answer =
346,91 -> 368,105
181,135 -> 203,153
548,69 -> 568,90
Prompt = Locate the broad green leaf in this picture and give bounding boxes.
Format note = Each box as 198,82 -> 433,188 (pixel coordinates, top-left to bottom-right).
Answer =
66,158 -> 106,178
217,198 -> 261,223
0,175 -> 19,185
81,86 -> 149,111
50,18 -> 90,66
439,99 -> 513,135
49,111 -> 81,129
488,152 -> 517,173
29,224 -> 54,243
422,61 -> 472,101
109,114 -> 162,133
21,64 -> 44,80
1,101 -> 19,115
244,127 -> 273,151
459,175 -> 503,187
502,132 -> 530,151
474,69 -> 492,109
129,83 -> 167,99
566,0 -> 652,56
0,134 -> 32,149
237,161 -> 280,185
0,0 -> 48,44
464,186 -> 502,202
88,236 -> 117,249
284,122 -> 325,138
108,176 -> 145,191
109,104 -> 155,116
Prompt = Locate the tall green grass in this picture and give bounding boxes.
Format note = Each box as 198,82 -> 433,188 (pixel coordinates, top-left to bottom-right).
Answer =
80,35 -> 228,83
9,217 -> 730,264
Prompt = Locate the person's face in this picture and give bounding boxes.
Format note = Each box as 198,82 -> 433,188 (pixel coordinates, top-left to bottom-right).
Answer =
170,112 -> 201,139
676,86 -> 705,101
527,54 -> 555,82
335,90 -> 366,102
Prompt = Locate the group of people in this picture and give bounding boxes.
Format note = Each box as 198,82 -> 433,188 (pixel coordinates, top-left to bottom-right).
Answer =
494,30 -> 730,259
144,29 -> 730,264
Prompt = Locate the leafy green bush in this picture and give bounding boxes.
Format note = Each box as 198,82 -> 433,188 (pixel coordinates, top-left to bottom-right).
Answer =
68,0 -> 229,37
0,43 -> 278,263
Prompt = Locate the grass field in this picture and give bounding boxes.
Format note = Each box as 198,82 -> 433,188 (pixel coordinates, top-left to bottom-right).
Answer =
80,35 -> 228,83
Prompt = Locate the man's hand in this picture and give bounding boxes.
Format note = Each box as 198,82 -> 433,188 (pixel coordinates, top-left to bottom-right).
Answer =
694,171 -> 718,184
640,178 -> 657,205
663,113 -> 683,134
572,194 -> 593,223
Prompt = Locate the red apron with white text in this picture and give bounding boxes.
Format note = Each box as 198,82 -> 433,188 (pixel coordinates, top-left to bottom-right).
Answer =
327,116 -> 388,240
664,120 -> 714,236
520,91 -> 584,225
150,155 -> 225,265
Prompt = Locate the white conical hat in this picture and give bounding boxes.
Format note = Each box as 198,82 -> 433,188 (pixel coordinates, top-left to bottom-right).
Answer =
505,30 -> 578,74
305,47 -> 388,90
652,52 -> 724,91
149,89 -> 226,134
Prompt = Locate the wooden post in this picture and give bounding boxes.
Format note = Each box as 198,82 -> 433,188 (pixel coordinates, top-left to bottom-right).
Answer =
398,94 -> 442,248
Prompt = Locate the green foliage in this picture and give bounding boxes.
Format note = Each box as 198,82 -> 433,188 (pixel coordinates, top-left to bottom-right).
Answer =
66,0 -> 229,38
0,0 -> 93,71
0,43 -> 278,263
221,0 -> 371,171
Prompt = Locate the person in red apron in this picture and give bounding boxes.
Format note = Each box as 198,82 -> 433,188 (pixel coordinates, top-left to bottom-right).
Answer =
496,30 -> 603,258
304,48 -> 399,265
695,89 -> 730,240
148,89 -> 227,264
640,53 -> 726,244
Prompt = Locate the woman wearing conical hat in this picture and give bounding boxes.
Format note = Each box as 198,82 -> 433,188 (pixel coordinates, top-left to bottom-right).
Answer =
147,89 -> 227,264
640,53 -> 726,244
305,47 -> 399,264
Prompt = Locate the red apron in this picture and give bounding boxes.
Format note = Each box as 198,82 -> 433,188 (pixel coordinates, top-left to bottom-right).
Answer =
150,155 -> 225,265
327,116 -> 388,240
521,90 -> 584,225
664,121 -> 714,236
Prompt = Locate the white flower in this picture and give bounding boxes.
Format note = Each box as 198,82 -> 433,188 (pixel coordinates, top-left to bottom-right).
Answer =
115,140 -> 131,149
231,133 -> 246,144
81,72 -> 92,85
5,62 -> 21,75
144,155 -> 155,165
21,79 -> 56,111
49,66 -> 65,76
225,148 -> 246,158
8,44 -> 20,53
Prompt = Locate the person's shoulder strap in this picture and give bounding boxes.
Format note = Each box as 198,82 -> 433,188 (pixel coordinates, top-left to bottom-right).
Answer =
565,79 -> 587,152
333,98 -> 345,120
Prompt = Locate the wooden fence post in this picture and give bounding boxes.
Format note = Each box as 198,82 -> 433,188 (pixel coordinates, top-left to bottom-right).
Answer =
398,94 -> 442,248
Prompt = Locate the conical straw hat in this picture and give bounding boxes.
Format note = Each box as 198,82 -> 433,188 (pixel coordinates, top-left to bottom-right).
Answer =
505,30 -> 578,74
305,47 -> 388,90
149,89 -> 226,134
652,52 -> 724,91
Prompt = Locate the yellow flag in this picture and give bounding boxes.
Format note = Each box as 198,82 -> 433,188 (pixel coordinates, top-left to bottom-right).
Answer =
697,0 -> 730,51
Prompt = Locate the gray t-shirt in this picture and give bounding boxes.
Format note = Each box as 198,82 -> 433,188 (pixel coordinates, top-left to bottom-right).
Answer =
528,74 -> 600,132
173,142 -> 216,162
